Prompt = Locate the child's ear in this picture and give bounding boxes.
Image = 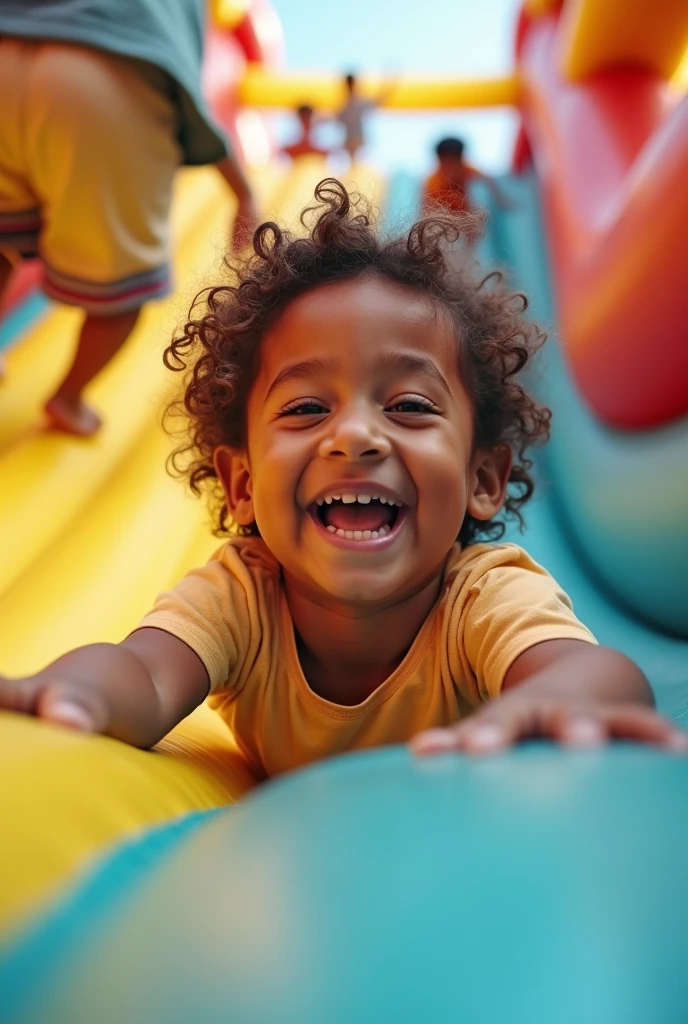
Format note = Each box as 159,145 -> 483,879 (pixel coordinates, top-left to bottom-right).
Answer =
466,444 -> 512,522
213,446 -> 255,527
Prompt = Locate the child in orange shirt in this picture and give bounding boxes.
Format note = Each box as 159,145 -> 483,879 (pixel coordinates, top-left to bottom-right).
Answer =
0,180 -> 683,776
423,137 -> 510,216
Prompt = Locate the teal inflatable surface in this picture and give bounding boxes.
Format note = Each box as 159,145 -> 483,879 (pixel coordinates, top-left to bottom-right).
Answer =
482,175 -> 688,640
3,747 -> 688,1024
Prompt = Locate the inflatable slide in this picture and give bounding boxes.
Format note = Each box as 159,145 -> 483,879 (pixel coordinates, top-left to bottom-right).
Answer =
1,1 -> 687,1020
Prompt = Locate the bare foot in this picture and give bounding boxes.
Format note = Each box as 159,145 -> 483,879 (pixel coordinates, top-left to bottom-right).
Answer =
44,394 -> 102,437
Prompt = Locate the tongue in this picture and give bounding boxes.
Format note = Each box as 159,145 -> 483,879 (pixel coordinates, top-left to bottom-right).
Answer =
322,502 -> 395,532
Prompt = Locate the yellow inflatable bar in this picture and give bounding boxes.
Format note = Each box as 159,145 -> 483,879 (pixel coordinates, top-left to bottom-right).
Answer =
0,158 -> 384,936
238,66 -> 520,110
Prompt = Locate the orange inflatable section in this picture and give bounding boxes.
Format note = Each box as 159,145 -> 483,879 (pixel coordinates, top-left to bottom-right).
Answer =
517,9 -> 688,429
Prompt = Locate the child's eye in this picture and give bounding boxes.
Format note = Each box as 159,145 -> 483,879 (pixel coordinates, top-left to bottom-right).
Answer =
386,395 -> 438,414
279,398 -> 328,416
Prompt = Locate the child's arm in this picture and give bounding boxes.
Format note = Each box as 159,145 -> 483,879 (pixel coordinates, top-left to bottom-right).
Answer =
467,166 -> 513,210
0,628 -> 210,748
412,639 -> 688,755
214,154 -> 259,251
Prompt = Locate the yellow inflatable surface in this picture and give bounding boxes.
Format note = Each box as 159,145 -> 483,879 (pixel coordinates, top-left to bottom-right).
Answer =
0,159 -> 383,934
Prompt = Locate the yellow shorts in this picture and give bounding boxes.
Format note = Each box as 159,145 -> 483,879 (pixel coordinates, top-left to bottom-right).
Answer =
0,38 -> 182,313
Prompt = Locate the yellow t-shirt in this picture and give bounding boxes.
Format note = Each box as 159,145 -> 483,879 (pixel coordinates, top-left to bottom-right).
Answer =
139,538 -> 596,778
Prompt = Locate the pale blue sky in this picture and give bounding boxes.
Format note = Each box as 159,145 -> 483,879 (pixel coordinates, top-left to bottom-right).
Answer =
270,0 -> 521,175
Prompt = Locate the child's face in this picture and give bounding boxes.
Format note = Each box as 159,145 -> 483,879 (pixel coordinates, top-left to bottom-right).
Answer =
218,277 -> 508,610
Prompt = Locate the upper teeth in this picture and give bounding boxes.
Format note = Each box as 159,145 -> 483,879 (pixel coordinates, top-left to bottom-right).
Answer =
316,493 -> 401,506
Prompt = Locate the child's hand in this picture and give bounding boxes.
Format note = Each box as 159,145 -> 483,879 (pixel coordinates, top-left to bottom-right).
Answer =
0,670 -> 109,732
411,693 -> 688,756
0,634 -> 209,748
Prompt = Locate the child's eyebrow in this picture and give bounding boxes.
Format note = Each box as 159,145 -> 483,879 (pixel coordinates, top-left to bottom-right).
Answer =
377,352 -> 453,397
264,358 -> 333,400
264,352 -> 452,400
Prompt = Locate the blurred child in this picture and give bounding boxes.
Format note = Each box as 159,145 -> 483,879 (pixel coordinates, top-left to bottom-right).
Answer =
0,0 -> 257,436
336,72 -> 394,163
0,180 -> 683,776
423,136 -> 510,215
282,105 -> 329,160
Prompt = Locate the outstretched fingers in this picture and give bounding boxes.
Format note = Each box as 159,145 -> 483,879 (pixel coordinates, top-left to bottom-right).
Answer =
0,673 -> 107,733
411,700 -> 688,757
36,682 -> 109,733
593,704 -> 688,750
0,674 -> 42,715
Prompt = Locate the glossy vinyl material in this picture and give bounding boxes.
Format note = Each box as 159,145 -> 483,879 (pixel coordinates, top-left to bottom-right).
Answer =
3,747 -> 688,1024
519,13 -> 688,428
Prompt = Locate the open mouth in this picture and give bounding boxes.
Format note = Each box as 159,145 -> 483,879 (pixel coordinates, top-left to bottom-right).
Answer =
310,493 -> 404,541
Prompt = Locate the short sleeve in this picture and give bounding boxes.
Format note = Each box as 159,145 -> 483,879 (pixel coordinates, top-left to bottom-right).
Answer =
136,543 -> 265,694
445,544 -> 597,704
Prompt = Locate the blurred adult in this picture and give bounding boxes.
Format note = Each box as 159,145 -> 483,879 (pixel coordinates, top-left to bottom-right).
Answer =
0,0 -> 258,435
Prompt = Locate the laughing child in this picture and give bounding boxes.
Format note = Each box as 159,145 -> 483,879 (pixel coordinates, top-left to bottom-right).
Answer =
0,180 -> 684,777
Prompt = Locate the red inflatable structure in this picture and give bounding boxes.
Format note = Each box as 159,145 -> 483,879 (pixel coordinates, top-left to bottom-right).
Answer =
516,6 -> 688,430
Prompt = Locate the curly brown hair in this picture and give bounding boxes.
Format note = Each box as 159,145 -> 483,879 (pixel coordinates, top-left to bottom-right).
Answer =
165,178 -> 551,545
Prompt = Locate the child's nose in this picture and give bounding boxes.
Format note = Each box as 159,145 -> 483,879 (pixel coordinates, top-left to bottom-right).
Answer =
318,410 -> 391,461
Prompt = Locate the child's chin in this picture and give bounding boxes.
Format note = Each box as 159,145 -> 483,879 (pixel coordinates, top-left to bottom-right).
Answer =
322,573 -> 404,605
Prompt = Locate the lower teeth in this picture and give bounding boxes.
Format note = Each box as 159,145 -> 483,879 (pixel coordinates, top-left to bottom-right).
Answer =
325,525 -> 391,540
